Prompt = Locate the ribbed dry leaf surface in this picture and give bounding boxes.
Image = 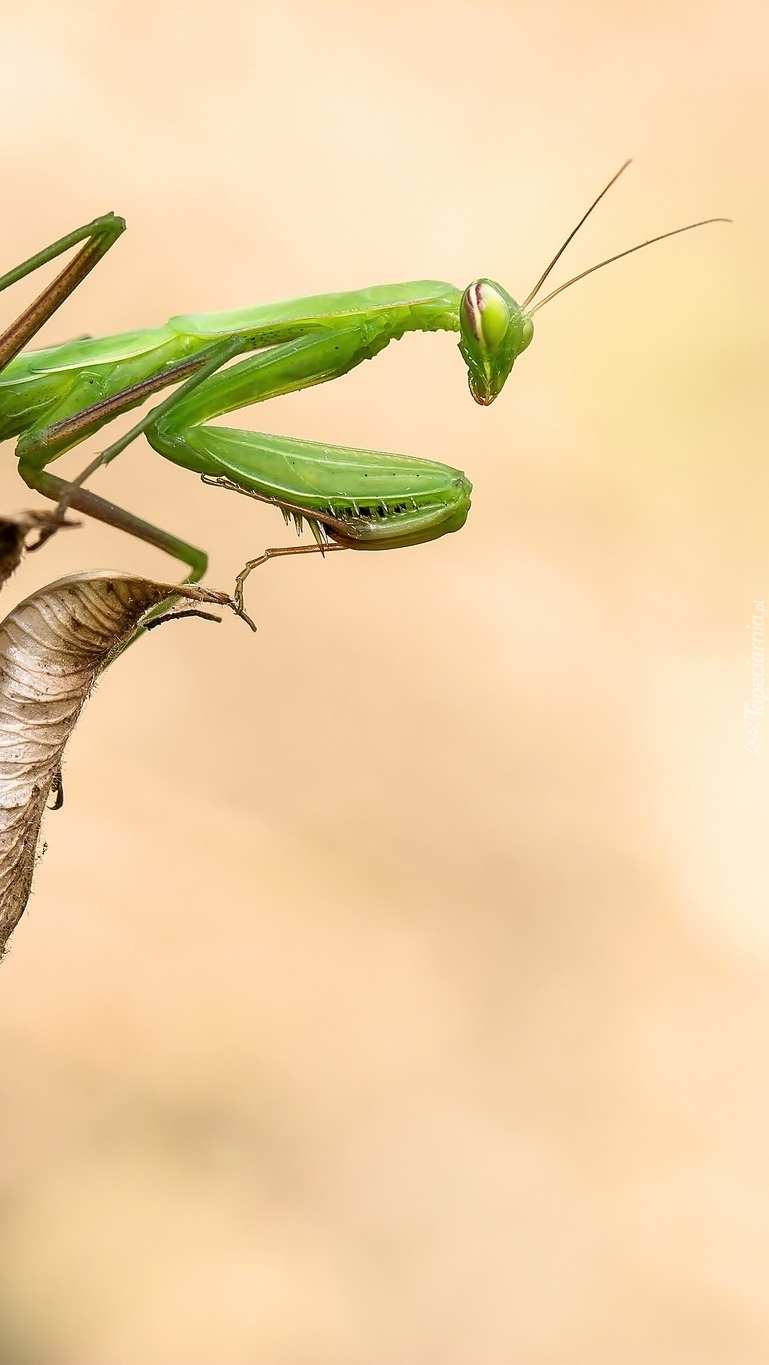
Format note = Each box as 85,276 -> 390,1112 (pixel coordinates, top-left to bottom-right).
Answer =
0,573 -> 231,953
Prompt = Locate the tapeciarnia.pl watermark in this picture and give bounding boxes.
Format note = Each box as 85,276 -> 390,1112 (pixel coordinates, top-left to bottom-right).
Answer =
744,600 -> 766,759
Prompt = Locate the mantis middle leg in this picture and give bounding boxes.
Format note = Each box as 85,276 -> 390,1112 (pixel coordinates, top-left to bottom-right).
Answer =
15,319 -> 380,580
16,338 -> 256,580
22,322 -> 399,592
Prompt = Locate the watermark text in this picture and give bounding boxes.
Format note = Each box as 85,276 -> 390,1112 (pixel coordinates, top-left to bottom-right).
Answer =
744,600 -> 766,758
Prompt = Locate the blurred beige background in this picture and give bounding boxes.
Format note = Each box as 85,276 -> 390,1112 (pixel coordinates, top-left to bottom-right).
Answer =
0,1 -> 766,1361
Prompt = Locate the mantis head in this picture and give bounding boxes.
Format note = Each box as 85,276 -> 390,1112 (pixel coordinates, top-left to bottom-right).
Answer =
458,280 -> 533,406
459,162 -> 729,408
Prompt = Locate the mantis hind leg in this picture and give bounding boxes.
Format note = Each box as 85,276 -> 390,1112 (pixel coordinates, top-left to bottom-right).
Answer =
0,213 -> 126,373
24,467 -> 208,582
0,213 -> 191,572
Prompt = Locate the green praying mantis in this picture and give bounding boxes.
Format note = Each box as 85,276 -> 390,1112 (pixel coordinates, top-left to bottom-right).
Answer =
0,162 -> 727,625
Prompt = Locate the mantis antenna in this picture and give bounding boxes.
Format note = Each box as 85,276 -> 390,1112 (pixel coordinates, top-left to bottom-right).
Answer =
527,217 -> 731,315
522,159 -> 633,310
521,159 -> 730,315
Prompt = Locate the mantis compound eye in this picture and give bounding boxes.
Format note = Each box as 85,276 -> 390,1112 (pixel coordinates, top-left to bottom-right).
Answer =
458,278 -> 533,406
461,280 -> 510,352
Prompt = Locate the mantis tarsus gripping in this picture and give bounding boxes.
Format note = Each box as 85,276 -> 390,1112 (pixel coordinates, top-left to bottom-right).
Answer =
0,166 -> 728,625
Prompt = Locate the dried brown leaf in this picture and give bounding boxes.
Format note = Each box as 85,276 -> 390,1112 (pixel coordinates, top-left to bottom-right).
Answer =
0,573 -> 233,954
0,509 -> 78,593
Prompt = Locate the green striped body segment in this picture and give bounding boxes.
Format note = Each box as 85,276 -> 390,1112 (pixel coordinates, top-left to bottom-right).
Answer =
170,280 -> 462,342
1,280 -> 462,452
0,324 -> 203,447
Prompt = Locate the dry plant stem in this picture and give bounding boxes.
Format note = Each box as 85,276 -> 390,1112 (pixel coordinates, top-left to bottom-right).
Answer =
0,572 -> 233,954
